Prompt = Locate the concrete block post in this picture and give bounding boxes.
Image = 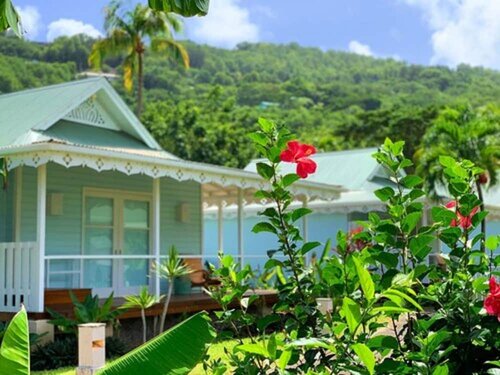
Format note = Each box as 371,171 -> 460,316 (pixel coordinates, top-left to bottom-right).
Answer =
77,323 -> 106,375
28,319 -> 54,346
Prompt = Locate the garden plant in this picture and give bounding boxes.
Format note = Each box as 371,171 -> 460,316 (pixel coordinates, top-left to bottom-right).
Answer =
203,118 -> 500,374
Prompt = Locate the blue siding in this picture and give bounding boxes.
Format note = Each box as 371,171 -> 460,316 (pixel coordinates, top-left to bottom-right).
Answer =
203,211 -> 349,272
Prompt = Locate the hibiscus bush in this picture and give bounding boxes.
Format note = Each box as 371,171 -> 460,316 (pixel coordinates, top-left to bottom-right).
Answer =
204,118 -> 500,374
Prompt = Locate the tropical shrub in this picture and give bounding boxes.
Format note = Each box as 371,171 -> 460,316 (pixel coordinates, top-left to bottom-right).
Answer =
152,245 -> 191,333
47,292 -> 122,334
203,118 -> 500,374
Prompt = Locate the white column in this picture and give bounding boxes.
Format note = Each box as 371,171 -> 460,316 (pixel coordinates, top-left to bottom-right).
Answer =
237,189 -> 244,265
217,201 -> 224,253
14,166 -> 23,242
35,165 -> 46,313
302,197 -> 309,243
152,178 -> 161,298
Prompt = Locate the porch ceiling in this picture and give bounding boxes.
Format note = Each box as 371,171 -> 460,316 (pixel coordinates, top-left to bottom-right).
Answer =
1,142 -> 344,203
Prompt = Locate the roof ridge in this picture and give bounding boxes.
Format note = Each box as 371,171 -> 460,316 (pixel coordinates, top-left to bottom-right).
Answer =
0,77 -> 104,100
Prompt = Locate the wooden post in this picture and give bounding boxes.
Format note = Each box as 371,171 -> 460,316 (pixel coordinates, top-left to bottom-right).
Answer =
35,165 -> 46,313
237,188 -> 244,265
152,178 -> 161,298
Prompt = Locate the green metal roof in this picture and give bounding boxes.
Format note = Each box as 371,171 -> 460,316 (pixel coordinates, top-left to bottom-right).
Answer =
245,148 -> 394,191
0,78 -> 174,157
43,120 -> 152,150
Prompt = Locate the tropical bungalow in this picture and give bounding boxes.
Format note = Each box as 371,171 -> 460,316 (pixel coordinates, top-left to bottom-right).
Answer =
0,78 -> 343,316
204,149 -> 500,272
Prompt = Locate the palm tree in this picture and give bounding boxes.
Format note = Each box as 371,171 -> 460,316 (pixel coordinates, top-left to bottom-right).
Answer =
89,1 -> 189,115
152,246 -> 191,333
415,104 -> 500,250
122,286 -> 162,343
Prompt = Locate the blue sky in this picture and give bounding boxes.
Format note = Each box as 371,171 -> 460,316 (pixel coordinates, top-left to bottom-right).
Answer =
13,0 -> 500,70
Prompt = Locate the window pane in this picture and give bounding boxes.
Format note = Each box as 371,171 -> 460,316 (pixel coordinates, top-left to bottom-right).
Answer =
123,259 -> 148,287
47,260 -> 80,288
86,197 -> 113,226
123,229 -> 149,255
84,228 -> 113,255
124,200 -> 149,229
83,260 -> 112,288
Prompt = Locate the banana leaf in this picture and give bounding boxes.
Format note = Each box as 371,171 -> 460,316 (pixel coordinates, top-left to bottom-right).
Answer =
148,0 -> 209,17
98,311 -> 215,375
0,306 -> 30,375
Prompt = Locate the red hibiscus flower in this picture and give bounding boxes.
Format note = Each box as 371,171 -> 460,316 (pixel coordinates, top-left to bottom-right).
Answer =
280,141 -> 317,178
347,226 -> 368,253
444,201 -> 479,230
484,277 -> 500,321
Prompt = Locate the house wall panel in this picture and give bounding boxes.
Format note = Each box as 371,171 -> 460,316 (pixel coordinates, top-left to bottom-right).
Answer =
16,163 -> 201,256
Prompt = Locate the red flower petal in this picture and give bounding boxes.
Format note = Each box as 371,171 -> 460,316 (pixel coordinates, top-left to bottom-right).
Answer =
296,158 -> 317,179
280,149 -> 295,162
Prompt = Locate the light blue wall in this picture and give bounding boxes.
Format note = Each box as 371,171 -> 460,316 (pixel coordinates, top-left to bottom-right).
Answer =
18,163 -> 202,255
203,211 -> 349,272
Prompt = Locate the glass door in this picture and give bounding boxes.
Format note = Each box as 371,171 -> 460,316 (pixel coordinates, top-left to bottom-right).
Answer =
117,198 -> 151,296
83,196 -> 115,296
83,190 -> 152,297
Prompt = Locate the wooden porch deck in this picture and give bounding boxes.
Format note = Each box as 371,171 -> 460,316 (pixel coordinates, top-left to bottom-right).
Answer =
0,289 -> 278,321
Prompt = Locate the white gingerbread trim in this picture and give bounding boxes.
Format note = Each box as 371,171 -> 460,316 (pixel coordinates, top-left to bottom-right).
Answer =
2,143 -> 343,201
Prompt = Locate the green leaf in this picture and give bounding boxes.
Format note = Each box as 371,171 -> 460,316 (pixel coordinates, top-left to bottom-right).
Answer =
277,349 -> 292,370
367,335 -> 399,350
98,312 -> 215,375
258,117 -> 275,133
342,297 -> 361,334
0,306 -> 30,375
486,236 -> 499,251
252,222 -> 277,234
432,364 -> 449,375
431,207 -> 456,225
383,289 -> 422,311
282,173 -> 299,187
236,343 -> 269,358
148,0 -> 210,17
291,207 -> 312,222
401,212 -> 422,233
353,256 -> 375,301
439,156 -> 455,168
400,175 -> 423,188
256,162 -> 274,180
409,234 -> 435,261
351,343 -> 375,375
300,241 -> 321,256
374,187 -> 395,202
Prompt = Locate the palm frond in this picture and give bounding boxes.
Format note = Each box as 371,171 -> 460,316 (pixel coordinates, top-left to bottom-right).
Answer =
151,37 -> 190,68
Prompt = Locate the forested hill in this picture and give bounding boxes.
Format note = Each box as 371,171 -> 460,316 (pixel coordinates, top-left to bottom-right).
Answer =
1,34 -> 500,167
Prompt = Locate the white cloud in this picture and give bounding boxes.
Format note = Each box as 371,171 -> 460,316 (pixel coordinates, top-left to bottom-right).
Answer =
190,0 -> 259,48
401,0 -> 500,69
17,5 -> 41,39
348,40 -> 374,57
46,18 -> 102,41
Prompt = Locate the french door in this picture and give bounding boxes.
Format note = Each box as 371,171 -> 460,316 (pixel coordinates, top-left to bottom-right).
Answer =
83,189 -> 152,297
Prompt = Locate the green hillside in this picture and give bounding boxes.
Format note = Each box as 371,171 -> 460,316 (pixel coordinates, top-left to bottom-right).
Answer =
1,34 -> 500,167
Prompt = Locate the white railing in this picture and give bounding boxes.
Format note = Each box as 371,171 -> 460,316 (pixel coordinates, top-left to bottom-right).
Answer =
0,242 -> 38,312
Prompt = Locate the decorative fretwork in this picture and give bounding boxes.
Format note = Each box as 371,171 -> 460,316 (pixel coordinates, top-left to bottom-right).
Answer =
5,150 -> 341,203
64,98 -> 110,128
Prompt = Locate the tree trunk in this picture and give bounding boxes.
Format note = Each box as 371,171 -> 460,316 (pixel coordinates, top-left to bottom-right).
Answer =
136,51 -> 144,116
141,308 -> 147,343
476,180 -> 486,252
159,280 -> 173,334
